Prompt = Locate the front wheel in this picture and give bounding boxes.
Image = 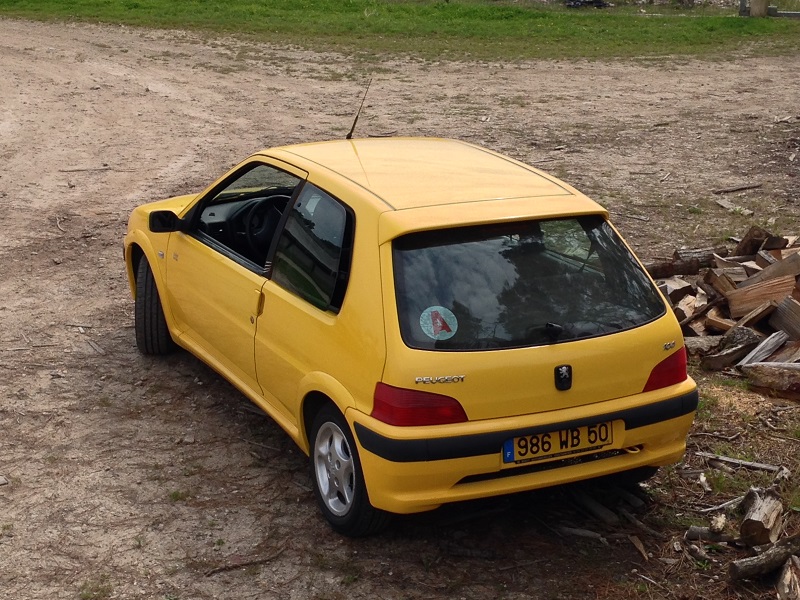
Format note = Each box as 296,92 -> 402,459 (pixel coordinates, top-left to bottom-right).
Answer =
309,405 -> 390,537
134,258 -> 176,355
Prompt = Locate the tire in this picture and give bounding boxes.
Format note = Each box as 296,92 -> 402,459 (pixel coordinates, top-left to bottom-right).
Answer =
135,258 -> 176,355
309,404 -> 390,537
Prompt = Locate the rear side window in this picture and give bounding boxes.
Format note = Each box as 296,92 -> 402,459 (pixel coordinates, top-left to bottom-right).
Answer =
271,184 -> 352,312
393,216 -> 665,351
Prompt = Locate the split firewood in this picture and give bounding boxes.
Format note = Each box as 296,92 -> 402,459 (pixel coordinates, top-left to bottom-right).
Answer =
738,300 -> 779,328
738,332 -> 791,367
737,252 -> 800,289
729,532 -> 800,581
674,295 -> 697,322
777,556 -> 800,600
756,250 -> 779,268
658,277 -> 695,304
727,277 -> 796,318
740,487 -> 783,546
628,535 -> 649,561
685,335 -> 724,356
701,327 -> 763,371
742,261 -> 763,277
769,297 -> 800,340
761,235 -> 790,252
733,224 -> 771,256
768,341 -> 800,363
742,363 -> 800,399
704,268 -> 737,296
705,307 -> 737,333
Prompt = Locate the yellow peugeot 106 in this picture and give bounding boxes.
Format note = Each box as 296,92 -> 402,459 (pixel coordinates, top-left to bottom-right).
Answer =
124,138 -> 697,536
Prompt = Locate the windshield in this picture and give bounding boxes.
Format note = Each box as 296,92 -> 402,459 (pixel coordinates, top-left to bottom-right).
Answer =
392,215 -> 666,351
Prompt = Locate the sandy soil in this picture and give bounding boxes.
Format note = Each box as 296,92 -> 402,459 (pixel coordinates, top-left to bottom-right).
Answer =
1,17 -> 799,600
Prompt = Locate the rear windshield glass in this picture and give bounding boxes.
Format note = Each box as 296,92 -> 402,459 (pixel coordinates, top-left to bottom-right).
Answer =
393,216 -> 666,351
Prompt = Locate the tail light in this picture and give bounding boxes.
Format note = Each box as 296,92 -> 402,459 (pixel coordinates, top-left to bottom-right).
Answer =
642,347 -> 688,392
372,383 -> 468,426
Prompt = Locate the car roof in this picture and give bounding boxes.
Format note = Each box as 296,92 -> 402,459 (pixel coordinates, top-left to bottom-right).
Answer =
267,138 -> 601,213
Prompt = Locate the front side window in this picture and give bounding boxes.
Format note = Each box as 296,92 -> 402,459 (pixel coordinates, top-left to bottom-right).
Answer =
195,163 -> 301,267
393,216 -> 666,351
271,184 -> 352,312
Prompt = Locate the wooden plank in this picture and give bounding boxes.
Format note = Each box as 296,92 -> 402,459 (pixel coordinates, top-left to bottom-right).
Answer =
769,297 -> 800,340
726,276 -> 796,318
737,252 -> 800,289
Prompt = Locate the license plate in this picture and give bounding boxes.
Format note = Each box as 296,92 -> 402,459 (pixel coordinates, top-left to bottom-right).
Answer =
503,422 -> 614,464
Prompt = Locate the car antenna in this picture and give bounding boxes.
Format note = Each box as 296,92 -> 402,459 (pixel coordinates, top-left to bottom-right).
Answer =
346,77 -> 373,140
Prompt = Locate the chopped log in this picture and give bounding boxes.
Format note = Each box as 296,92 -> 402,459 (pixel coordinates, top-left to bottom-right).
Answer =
740,487 -> 783,546
715,254 -> 749,269
673,246 -> 729,267
695,288 -> 709,310
727,276 -> 797,318
769,297 -> 800,340
704,269 -> 737,296
695,451 -> 782,473
705,306 -> 737,332
685,335 -> 724,356
756,250 -> 779,269
643,258 -> 701,279
684,525 -> 736,543
737,300 -> 779,329
658,277 -> 695,304
697,280 -> 720,301
742,261 -> 763,277
686,320 -> 708,337
674,295 -> 697,321
761,236 -> 790,252
768,341 -> 800,363
733,225 -> 770,256
729,532 -> 800,581
786,236 -> 800,248
777,556 -> 800,600
701,327 -> 762,370
737,252 -> 800,289
741,362 -> 800,397
738,332 -> 791,367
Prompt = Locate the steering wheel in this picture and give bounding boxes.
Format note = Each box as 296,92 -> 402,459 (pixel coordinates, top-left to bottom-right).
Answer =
244,195 -> 291,260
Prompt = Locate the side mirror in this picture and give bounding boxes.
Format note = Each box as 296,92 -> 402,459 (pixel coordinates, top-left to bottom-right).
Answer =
149,210 -> 187,233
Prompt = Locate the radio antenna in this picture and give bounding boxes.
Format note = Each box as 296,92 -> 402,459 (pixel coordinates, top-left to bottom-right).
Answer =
346,77 -> 372,140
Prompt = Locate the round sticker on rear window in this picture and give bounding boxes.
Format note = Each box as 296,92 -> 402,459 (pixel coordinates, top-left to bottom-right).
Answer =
420,306 -> 458,341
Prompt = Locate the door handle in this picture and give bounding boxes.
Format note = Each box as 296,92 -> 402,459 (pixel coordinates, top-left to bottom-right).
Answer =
254,289 -> 266,317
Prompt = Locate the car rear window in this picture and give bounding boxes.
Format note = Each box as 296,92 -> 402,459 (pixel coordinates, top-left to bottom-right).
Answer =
392,215 -> 666,351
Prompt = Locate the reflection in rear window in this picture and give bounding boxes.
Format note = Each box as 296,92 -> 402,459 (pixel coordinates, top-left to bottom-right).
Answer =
392,216 -> 666,351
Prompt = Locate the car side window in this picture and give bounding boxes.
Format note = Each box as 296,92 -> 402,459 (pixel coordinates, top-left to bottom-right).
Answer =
195,164 -> 302,268
270,184 -> 353,312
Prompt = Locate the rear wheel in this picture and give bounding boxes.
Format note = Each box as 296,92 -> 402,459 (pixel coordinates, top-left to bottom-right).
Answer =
309,404 -> 390,537
135,258 -> 176,355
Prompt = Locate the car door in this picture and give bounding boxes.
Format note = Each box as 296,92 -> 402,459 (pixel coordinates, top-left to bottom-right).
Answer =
254,183 -> 354,426
164,160 -> 306,395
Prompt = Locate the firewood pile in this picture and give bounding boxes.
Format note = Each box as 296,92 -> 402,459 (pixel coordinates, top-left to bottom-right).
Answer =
643,224 -> 800,399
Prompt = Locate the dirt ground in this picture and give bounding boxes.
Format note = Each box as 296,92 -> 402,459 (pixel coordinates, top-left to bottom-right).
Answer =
1,17 -> 799,600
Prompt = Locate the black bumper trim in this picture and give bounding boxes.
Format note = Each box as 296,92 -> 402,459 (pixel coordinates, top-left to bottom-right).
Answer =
354,389 -> 698,463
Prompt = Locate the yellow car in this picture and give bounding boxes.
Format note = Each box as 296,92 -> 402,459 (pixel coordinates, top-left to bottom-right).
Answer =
124,138 -> 697,536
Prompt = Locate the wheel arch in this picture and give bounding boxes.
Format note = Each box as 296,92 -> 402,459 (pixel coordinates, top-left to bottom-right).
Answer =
298,374 -> 360,454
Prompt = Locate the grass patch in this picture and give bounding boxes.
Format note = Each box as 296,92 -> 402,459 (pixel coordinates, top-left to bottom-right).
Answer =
1,0 -> 799,60
78,575 -> 113,600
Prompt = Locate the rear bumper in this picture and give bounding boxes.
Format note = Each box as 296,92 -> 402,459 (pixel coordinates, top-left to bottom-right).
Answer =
350,385 -> 697,514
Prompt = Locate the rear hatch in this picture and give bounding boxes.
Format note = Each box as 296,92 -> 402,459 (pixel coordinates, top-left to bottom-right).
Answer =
381,214 -> 677,420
